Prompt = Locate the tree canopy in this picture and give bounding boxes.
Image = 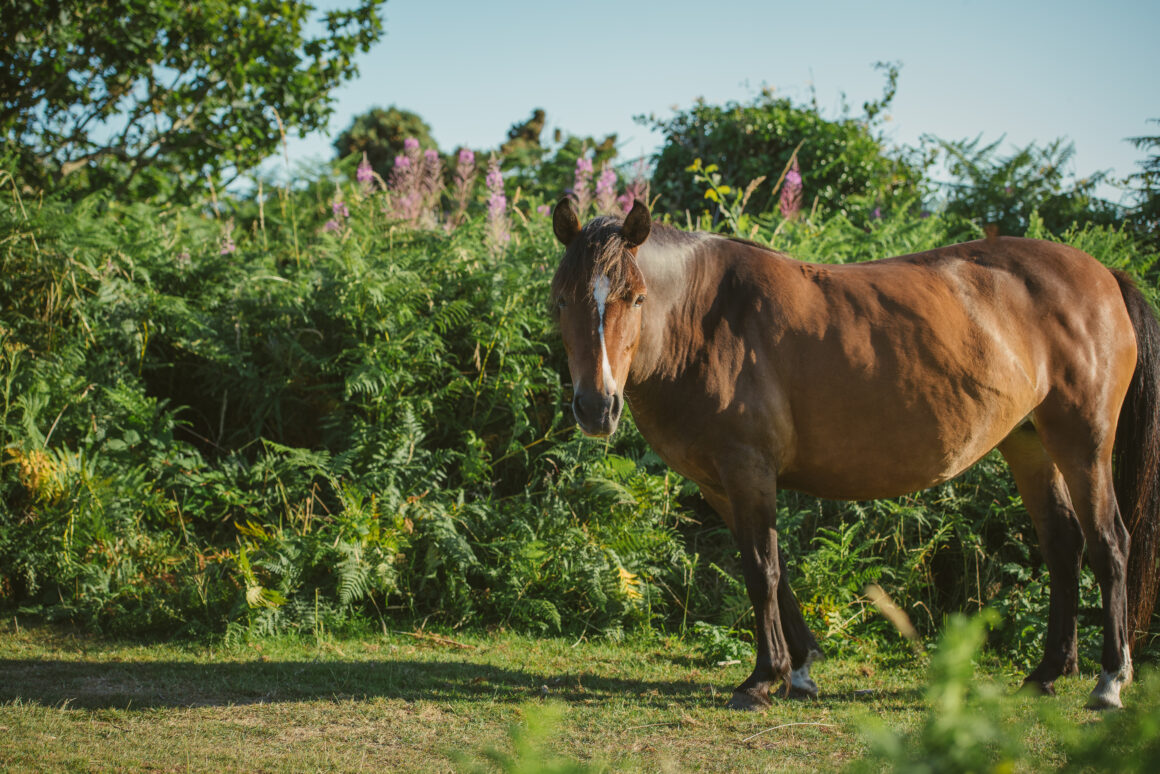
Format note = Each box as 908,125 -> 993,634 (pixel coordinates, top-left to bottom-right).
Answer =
332,106 -> 438,179
641,64 -> 922,221
1,0 -> 385,197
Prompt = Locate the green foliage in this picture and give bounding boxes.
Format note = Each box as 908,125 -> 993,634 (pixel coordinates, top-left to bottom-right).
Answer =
854,610 -> 1160,773
1126,118 -> 1160,249
1057,673 -> 1160,772
930,134 -> 1121,236
1,0 -> 384,198
332,105 -> 440,179
457,702 -> 606,774
642,63 -> 924,222
0,161 -> 684,638
855,610 -> 1022,773
688,621 -> 754,664
1,156 -> 1157,675
498,108 -> 618,203
857,611 -> 1018,773
682,157 -> 768,236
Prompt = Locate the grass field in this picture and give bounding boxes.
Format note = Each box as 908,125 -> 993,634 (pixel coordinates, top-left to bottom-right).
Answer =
2,618 -> 1143,773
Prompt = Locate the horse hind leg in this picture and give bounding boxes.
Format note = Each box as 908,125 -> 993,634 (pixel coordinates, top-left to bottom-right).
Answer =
1032,408 -> 1133,709
777,546 -> 824,698
998,424 -> 1084,695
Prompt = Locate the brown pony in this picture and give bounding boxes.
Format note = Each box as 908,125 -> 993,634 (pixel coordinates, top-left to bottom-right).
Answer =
550,198 -> 1160,711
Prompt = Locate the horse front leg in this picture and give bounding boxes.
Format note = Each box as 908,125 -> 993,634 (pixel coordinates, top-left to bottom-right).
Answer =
724,481 -> 793,711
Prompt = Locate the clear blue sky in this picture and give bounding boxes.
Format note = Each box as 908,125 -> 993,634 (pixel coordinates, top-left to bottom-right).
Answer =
285,0 -> 1159,203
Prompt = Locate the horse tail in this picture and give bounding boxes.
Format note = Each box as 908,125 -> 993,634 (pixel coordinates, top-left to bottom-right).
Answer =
1111,269 -> 1160,651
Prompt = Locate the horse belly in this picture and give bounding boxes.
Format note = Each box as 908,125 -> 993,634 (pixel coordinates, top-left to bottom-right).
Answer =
778,357 -> 1038,500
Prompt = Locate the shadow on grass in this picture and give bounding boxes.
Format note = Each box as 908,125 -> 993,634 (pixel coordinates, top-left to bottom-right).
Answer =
0,655 -> 923,711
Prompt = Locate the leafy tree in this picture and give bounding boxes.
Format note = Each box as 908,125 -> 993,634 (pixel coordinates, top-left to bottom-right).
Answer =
930,134 -> 1121,236
1126,118 -> 1160,247
332,105 -> 439,179
497,108 -> 617,202
500,107 -> 549,168
641,63 -> 923,220
0,0 -> 385,197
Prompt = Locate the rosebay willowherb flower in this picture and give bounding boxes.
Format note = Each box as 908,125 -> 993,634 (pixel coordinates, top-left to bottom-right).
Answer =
780,157 -> 803,220
485,154 -> 510,248
571,154 -> 594,217
387,137 -> 424,224
447,147 -> 477,231
325,186 -> 350,233
595,163 -> 619,214
356,152 -> 374,191
618,160 -> 651,213
419,149 -> 445,227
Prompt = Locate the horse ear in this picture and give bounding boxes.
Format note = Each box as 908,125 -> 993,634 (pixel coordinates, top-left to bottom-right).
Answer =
553,198 -> 581,246
621,199 -> 651,247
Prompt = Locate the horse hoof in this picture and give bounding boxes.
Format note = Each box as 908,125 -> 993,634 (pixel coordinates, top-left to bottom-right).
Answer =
786,683 -> 819,700
1086,692 -> 1123,711
1087,666 -> 1131,710
1019,679 -> 1056,697
725,690 -> 771,711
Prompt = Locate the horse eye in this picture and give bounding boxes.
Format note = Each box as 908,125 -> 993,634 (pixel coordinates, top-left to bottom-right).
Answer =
633,294 -> 646,307
556,297 -> 567,309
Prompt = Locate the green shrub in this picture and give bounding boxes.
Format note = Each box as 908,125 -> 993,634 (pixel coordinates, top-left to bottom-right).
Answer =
854,610 -> 1160,773
930,134 -> 1122,237
642,64 -> 924,224
1,161 -> 1156,671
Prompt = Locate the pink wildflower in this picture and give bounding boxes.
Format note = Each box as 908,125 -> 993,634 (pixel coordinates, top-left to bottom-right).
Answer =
595,164 -> 618,214
618,161 -> 650,213
779,158 -> 803,220
537,204 -> 550,216
485,154 -> 510,248
388,139 -> 424,223
572,154 -> 594,216
356,152 -> 373,191
323,219 -> 341,232
447,147 -> 477,231
419,149 -> 444,227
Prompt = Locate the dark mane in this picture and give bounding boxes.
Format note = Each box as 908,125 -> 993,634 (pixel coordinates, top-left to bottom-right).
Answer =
725,235 -> 783,255
550,216 -> 785,304
551,215 -> 642,301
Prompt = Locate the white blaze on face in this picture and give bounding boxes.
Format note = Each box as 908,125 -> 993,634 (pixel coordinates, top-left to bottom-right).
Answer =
593,275 -> 617,393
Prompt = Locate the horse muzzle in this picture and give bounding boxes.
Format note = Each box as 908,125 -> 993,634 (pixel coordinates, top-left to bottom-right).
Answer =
572,389 -> 623,437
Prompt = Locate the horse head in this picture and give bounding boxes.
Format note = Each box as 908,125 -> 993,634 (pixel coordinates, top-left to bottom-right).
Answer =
550,198 -> 652,437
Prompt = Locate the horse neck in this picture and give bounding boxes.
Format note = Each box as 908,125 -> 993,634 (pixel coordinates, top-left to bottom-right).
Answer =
628,226 -> 715,384
628,229 -> 799,387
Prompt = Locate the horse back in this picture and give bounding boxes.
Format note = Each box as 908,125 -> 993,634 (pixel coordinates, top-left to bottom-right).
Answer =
631,236 -> 1136,502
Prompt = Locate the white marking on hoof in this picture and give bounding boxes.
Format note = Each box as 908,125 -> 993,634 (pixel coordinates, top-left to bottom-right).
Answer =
592,275 -> 616,393
1087,646 -> 1132,710
790,649 -> 823,698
